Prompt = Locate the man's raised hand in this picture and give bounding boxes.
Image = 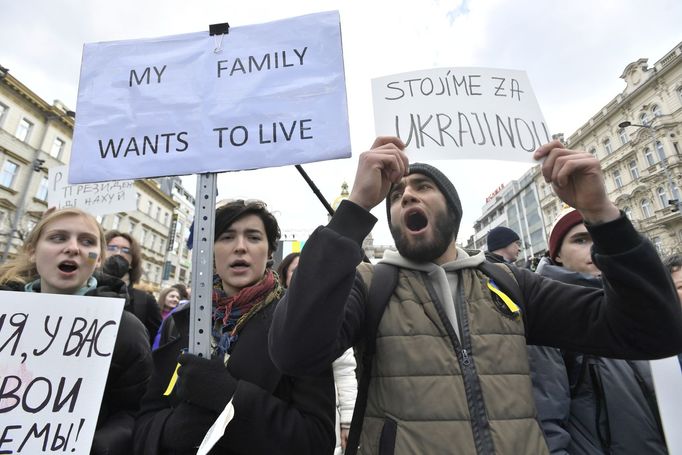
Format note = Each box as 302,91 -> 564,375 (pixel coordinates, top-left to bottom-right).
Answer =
349,136 -> 408,211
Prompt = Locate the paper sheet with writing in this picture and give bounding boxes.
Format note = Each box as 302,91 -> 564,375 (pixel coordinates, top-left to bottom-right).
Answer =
70,11 -> 350,183
650,357 -> 682,454
372,67 -> 549,163
0,292 -> 124,453
48,165 -> 136,215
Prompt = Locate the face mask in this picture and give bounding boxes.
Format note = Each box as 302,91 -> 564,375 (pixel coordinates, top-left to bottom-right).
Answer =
103,255 -> 130,279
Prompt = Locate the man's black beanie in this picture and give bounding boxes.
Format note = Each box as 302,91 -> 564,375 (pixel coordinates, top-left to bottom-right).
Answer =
486,226 -> 520,251
386,162 -> 463,240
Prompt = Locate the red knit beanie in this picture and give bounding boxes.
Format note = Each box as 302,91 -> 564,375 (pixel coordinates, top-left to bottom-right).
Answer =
548,208 -> 584,261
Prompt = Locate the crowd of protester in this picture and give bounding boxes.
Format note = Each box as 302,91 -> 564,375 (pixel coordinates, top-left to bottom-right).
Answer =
1,136 -> 681,454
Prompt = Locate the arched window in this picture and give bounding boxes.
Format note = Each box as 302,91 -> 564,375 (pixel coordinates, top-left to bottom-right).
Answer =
613,170 -> 623,189
651,104 -> 662,117
640,112 -> 649,125
644,148 -> 655,166
629,160 -> 640,180
618,128 -> 629,145
657,187 -> 668,207
589,147 -> 597,157
603,138 -> 613,155
655,141 -> 666,161
641,199 -> 653,218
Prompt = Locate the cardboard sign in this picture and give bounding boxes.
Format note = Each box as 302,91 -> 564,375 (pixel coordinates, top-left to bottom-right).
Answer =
372,67 -> 549,162
0,291 -> 124,454
69,11 -> 350,184
48,165 -> 136,215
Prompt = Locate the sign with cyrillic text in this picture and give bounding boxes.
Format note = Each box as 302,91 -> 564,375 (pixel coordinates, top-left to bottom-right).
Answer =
0,292 -> 124,454
48,165 -> 136,215
69,11 -> 350,183
372,68 -> 549,162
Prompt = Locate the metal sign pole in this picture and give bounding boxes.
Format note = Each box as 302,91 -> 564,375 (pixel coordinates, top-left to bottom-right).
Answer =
189,172 -> 217,357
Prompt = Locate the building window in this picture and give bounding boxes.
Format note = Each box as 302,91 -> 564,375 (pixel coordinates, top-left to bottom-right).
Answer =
151,234 -> 157,249
0,160 -> 19,188
644,148 -> 655,167
629,160 -> 639,180
15,118 -> 33,142
624,207 -> 633,220
674,142 -> 680,155
50,138 -> 65,159
36,176 -> 49,200
136,193 -> 141,210
655,141 -> 666,161
613,170 -> 623,189
112,215 -> 121,230
657,187 -> 668,208
641,199 -> 653,218
589,147 -> 597,157
0,102 -> 8,127
147,201 -> 153,215
639,112 -> 649,125
129,221 -> 137,234
156,206 -> 161,221
618,128 -> 628,145
141,229 -> 148,246
603,138 -> 613,155
164,212 -> 170,226
651,104 -> 662,118
672,183 -> 681,201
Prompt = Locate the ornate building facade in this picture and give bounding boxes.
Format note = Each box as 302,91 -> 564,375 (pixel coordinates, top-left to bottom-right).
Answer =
470,41 -> 682,258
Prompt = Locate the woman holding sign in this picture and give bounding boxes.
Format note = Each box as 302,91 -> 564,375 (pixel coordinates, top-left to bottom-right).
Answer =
0,207 -> 153,455
133,200 -> 335,455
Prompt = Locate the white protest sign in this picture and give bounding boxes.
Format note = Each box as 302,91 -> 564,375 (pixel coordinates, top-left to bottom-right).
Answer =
372,67 -> 550,162
70,11 -> 350,184
48,165 -> 136,216
650,357 -> 682,454
0,291 -> 124,454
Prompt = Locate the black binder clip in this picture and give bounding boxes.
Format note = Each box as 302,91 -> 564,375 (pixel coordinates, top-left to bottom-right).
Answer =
209,22 -> 230,53
209,22 -> 230,36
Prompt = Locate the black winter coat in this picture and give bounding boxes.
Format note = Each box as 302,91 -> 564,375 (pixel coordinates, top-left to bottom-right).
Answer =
127,286 -> 162,346
133,300 -> 336,455
0,274 -> 153,455
528,263 -> 668,454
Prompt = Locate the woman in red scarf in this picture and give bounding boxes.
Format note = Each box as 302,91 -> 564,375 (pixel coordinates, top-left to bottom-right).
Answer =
134,200 -> 335,454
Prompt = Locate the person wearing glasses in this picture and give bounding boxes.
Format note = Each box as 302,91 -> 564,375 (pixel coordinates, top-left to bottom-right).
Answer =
103,230 -> 162,346
0,208 -> 152,455
134,200 -> 335,454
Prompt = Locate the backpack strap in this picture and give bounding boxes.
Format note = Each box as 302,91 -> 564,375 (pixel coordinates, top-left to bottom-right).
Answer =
346,263 -> 398,455
477,261 -> 524,316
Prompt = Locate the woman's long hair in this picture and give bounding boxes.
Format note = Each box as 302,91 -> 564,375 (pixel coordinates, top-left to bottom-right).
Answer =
0,208 -> 106,286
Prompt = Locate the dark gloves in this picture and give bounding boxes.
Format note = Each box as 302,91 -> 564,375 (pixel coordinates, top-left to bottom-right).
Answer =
176,353 -> 237,413
161,402 -> 218,450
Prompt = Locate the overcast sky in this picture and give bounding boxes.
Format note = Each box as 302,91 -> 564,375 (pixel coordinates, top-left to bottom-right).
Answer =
2,0 -> 681,245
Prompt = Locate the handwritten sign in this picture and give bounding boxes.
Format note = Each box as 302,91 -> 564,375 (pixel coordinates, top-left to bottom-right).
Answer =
372,67 -> 549,162
69,11 -> 350,184
0,292 -> 124,454
47,165 -> 136,216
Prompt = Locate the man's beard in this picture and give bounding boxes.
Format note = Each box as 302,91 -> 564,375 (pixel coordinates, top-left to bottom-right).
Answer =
390,210 -> 457,262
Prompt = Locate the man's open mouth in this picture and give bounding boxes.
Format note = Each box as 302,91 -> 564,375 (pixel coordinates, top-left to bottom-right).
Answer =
405,210 -> 428,232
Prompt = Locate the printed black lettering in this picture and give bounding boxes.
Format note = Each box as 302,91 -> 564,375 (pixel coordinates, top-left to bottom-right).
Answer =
385,81 -> 405,100
129,67 -> 151,86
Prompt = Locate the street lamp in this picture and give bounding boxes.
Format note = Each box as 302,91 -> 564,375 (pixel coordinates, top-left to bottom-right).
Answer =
618,120 -> 681,212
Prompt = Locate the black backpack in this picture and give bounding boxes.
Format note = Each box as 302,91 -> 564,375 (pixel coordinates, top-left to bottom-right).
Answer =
345,261 -> 524,455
